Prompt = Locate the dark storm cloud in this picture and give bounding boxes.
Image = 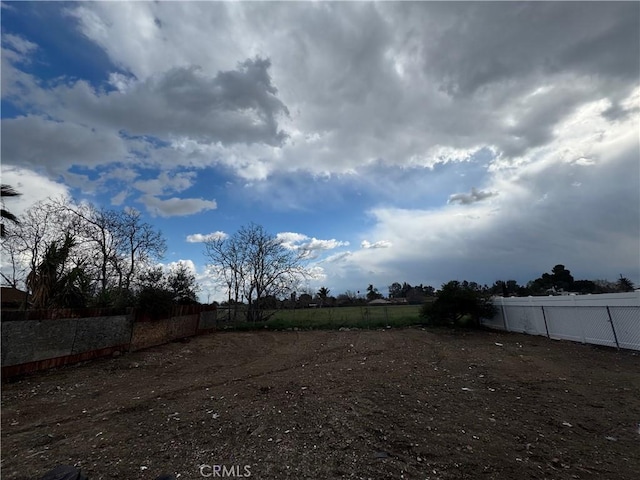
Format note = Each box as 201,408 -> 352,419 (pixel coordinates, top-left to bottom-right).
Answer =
410,2 -> 640,96
3,53 -> 289,151
55,57 -> 289,146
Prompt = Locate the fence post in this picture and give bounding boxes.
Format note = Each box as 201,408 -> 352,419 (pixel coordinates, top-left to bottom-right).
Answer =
501,297 -> 510,331
541,305 -> 550,338
574,295 -> 586,344
606,306 -> 620,350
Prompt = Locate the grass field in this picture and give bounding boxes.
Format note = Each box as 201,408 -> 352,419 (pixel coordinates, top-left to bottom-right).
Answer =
218,304 -> 423,330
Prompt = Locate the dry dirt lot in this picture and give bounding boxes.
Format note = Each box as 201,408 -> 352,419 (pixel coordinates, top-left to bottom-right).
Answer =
2,328 -> 639,480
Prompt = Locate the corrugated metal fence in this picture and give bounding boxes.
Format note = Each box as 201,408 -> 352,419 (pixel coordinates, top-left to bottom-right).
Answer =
482,292 -> 640,351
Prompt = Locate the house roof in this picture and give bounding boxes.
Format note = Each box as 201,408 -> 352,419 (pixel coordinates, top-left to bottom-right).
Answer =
368,299 -> 391,305
1,287 -> 30,305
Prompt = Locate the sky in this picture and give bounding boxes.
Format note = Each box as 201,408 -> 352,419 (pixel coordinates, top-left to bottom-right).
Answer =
1,1 -> 639,302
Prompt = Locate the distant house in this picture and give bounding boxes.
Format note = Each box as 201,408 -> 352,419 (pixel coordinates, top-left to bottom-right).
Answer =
368,298 -> 391,305
1,287 -> 31,310
389,297 -> 408,305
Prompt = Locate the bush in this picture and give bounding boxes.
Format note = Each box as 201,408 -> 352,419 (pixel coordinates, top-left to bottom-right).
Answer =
420,280 -> 496,328
136,286 -> 174,320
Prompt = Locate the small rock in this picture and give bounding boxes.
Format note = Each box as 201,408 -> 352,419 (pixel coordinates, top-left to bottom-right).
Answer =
112,350 -> 121,358
605,436 -> 617,441
373,451 -> 390,459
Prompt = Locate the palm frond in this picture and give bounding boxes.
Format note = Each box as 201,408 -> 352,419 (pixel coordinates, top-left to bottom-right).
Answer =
1,208 -> 20,224
1,185 -> 21,198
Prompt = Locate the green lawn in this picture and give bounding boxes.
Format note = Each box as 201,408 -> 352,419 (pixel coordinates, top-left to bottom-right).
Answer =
217,304 -> 424,330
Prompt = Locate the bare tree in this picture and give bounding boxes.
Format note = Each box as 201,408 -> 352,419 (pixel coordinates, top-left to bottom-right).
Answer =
51,198 -> 123,296
204,223 -> 307,322
0,200 -> 66,302
114,207 -> 167,293
0,232 -> 26,288
1,197 -> 167,308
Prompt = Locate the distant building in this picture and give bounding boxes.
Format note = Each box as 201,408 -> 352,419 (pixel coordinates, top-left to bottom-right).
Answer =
368,298 -> 392,305
1,287 -> 31,310
389,297 -> 408,304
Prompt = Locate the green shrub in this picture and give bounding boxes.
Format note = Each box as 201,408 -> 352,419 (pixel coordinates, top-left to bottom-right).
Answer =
136,286 -> 174,320
420,281 -> 496,328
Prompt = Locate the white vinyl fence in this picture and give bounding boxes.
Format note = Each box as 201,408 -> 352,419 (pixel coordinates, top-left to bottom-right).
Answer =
482,292 -> 640,351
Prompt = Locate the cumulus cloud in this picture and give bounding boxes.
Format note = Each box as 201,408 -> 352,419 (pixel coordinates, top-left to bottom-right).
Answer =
276,232 -> 349,259
336,97 -> 640,288
2,33 -> 37,57
110,191 -> 129,206
163,259 -> 197,275
448,187 -> 498,205
0,166 -> 70,216
1,2 -> 638,293
303,238 -> 350,251
276,232 -> 309,248
322,251 -> 353,263
361,240 -> 392,249
3,56 -> 289,148
186,231 -> 228,243
4,2 -> 639,188
1,116 -> 130,175
140,195 -> 217,217
133,171 -> 196,196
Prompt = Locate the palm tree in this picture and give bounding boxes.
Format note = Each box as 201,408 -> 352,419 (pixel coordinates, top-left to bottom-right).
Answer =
27,233 -> 90,308
1,184 -> 21,237
317,286 -> 330,307
617,275 -> 635,292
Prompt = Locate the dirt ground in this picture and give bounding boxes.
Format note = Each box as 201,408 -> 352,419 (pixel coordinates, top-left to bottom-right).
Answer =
2,327 -> 639,480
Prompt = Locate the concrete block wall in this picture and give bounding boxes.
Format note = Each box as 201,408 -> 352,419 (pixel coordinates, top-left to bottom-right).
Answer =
2,305 -> 216,378
2,318 -> 79,366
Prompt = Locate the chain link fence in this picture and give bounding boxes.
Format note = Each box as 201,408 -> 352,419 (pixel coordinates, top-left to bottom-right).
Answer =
483,293 -> 640,351
214,304 -> 423,330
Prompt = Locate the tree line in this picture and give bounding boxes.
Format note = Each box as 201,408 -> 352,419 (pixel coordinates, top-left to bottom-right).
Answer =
1,188 -> 198,311
385,264 -> 635,301
2,187 -> 634,320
